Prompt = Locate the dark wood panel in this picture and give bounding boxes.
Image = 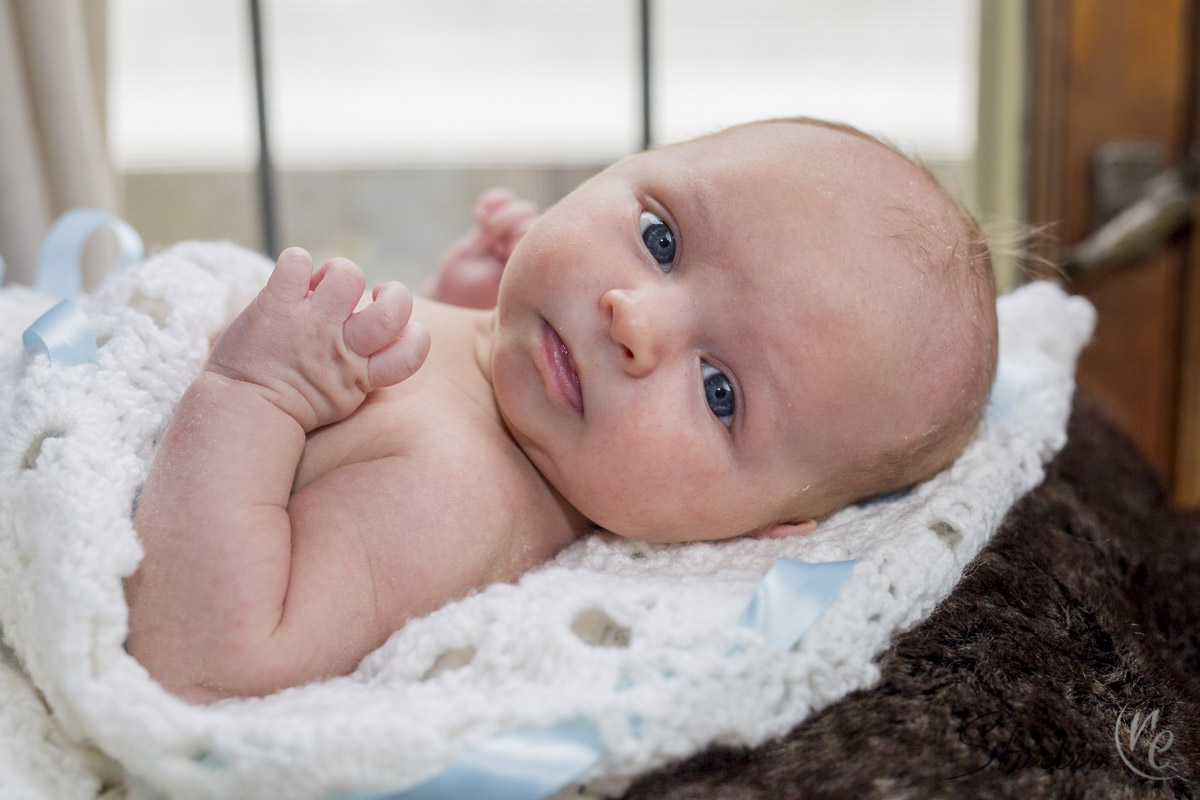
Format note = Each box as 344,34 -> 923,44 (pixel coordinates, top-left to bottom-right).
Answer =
1027,0 -> 1190,484
1175,1 -> 1200,504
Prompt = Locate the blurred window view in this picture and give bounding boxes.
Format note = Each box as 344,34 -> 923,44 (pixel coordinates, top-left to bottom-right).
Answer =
110,0 -> 981,288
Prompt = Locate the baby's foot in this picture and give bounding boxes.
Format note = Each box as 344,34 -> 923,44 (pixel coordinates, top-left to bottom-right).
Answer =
208,247 -> 430,432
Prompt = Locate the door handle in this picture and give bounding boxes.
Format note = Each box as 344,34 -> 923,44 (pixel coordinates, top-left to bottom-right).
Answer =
1063,144 -> 1196,274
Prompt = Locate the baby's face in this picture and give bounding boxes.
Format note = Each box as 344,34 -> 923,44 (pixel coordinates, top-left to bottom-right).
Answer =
490,121 -> 975,542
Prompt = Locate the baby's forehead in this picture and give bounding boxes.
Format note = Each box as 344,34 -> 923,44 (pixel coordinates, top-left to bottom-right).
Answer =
731,126 -> 964,261
668,122 -> 941,212
629,122 -> 968,314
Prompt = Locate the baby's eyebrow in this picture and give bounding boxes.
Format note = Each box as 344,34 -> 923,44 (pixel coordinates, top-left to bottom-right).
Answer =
670,175 -> 716,249
749,343 -> 793,439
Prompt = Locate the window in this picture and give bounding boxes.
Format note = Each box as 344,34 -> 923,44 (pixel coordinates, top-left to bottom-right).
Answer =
110,1 -> 981,287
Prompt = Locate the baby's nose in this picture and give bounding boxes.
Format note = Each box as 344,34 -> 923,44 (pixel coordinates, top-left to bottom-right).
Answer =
601,288 -> 667,378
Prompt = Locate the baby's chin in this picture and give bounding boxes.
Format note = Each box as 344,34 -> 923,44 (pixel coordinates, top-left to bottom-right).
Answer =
593,514 -> 767,545
571,491 -> 793,544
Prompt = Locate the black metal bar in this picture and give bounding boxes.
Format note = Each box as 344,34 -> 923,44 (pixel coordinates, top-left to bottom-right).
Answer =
639,0 -> 652,150
249,0 -> 278,257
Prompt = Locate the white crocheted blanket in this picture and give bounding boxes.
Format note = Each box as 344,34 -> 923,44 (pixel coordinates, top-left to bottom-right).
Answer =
0,242 -> 1095,800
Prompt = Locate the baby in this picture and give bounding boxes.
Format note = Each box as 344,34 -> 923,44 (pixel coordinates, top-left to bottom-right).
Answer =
125,118 -> 998,701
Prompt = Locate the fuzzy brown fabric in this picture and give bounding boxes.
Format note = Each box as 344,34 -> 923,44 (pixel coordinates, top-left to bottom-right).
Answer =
622,394 -> 1200,799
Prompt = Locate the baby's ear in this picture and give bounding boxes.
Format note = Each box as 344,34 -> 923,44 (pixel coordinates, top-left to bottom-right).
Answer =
758,520 -> 818,539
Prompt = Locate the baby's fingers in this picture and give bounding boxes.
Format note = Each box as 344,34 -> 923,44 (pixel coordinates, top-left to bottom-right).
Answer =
367,321 -> 430,388
343,282 -> 414,357
264,247 -> 314,303
473,187 -> 517,220
482,198 -> 539,235
310,258 -> 367,321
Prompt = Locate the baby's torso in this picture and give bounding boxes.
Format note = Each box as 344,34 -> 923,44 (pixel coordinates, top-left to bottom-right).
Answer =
294,300 -> 493,490
288,299 -> 583,619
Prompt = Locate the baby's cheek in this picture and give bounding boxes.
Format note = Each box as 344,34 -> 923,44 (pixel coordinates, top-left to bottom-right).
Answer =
602,431 -> 716,509
612,420 -> 700,474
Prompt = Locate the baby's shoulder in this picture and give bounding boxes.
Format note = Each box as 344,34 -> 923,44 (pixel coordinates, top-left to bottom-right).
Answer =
304,378 -> 489,468
294,394 -> 571,588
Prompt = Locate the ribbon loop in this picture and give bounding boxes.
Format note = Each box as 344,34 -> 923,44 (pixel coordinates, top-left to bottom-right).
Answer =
738,558 -> 857,651
23,300 -> 98,366
34,208 -> 144,299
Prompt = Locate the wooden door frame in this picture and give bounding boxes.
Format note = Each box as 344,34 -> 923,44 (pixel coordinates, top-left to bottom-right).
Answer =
1026,0 -> 1199,502
1176,4 -> 1200,505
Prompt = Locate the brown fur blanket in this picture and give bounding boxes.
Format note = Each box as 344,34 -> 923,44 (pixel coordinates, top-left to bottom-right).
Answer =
623,394 -> 1200,798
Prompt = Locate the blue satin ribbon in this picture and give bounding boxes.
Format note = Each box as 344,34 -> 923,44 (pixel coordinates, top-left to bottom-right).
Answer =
34,208 -> 144,299
22,299 -> 98,366
323,557 -> 855,800
738,558 -> 857,651
329,719 -> 605,800
20,209 -> 143,366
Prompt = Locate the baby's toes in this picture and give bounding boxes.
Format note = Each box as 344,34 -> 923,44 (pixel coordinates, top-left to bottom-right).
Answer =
343,282 -> 414,357
310,258 -> 367,321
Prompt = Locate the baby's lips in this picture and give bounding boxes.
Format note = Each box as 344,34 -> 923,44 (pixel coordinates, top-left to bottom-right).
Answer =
542,321 -> 584,414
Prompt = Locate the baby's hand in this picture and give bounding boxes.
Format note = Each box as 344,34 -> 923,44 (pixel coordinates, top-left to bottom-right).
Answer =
426,188 -> 539,309
208,248 -> 430,432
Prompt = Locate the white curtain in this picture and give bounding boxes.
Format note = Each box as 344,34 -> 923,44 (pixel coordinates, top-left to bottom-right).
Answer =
0,0 -> 114,288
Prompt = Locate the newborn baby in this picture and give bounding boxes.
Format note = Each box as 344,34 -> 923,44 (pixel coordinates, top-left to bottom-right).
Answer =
125,118 -> 998,701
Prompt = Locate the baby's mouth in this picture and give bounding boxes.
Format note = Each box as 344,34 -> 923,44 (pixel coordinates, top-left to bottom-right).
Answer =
542,321 -> 584,414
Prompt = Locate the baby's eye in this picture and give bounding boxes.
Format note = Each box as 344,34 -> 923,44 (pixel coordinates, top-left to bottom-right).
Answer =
701,362 -> 735,427
640,211 -> 676,272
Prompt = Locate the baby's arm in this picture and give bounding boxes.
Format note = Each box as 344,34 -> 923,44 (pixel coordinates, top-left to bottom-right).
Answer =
125,248 -> 429,701
423,188 -> 538,308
